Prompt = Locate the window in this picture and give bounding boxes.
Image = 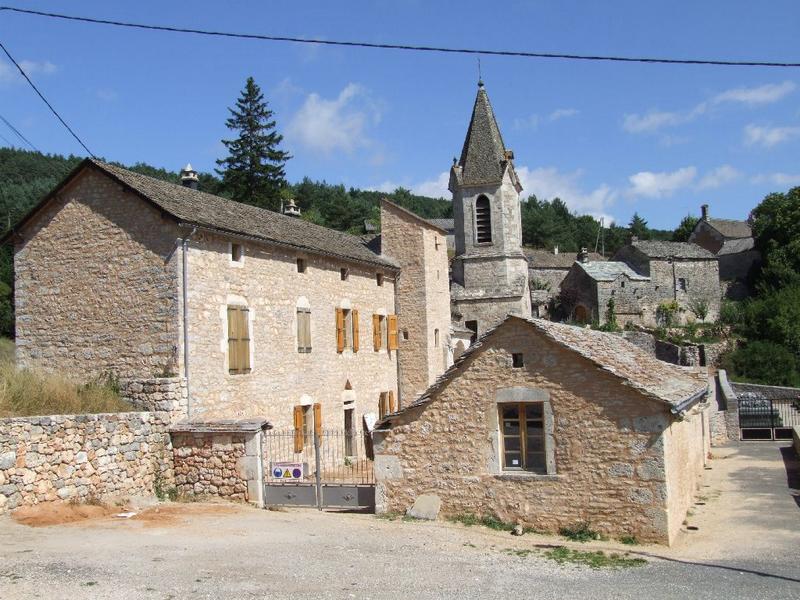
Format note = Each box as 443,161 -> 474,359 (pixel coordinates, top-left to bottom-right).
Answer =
677,278 -> 687,291
378,390 -> 396,419
341,268 -> 349,281
435,237 -> 440,250
297,258 -> 307,273
372,314 -> 397,350
434,328 -> 440,347
475,195 -> 492,243
402,329 -> 409,341
620,281 -> 625,288
512,353 -> 524,368
499,403 -> 545,473
465,320 -> 478,343
231,243 -> 243,263
336,308 -> 359,352
344,407 -> 356,456
297,307 -> 312,353
227,306 -> 251,374
387,315 -> 399,350
376,273 -> 384,287
293,403 -> 320,453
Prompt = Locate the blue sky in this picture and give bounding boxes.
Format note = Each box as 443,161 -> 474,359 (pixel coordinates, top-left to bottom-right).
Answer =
1,1 -> 799,228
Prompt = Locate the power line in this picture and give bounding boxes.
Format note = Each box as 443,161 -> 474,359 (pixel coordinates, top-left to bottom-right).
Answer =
0,39 -> 95,157
0,113 -> 38,152
2,5 -> 800,69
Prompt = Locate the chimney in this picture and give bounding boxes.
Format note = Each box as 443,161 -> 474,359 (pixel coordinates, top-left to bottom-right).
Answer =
283,198 -> 301,218
578,247 -> 589,263
553,245 -> 559,255
701,204 -> 709,220
180,163 -> 199,190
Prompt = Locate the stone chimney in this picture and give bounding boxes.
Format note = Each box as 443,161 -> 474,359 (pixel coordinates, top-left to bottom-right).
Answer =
180,163 -> 199,190
578,247 -> 589,263
283,198 -> 301,218
701,204 -> 709,220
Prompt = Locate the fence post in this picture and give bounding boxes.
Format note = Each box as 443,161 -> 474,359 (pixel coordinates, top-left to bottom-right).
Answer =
314,431 -> 323,511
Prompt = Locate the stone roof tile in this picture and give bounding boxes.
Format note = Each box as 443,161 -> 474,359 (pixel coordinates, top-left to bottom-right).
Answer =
526,249 -> 605,269
458,84 -> 509,186
631,240 -> 715,259
577,261 -> 649,281
706,218 -> 752,239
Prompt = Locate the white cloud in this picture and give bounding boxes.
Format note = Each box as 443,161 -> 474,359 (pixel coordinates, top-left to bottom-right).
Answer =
750,172 -> 800,186
548,108 -> 579,121
0,59 -> 57,83
713,81 -> 796,106
696,165 -> 740,190
744,124 -> 800,148
287,83 -> 380,154
513,114 -> 539,131
516,166 -> 617,221
623,110 -> 688,134
627,166 -> 697,198
412,171 -> 450,198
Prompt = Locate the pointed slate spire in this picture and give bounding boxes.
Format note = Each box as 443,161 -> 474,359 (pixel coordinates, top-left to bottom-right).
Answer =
458,81 -> 508,186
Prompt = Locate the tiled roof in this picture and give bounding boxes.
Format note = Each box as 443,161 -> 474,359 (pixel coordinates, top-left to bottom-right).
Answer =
377,317 -> 708,427
631,240 -> 715,260
706,218 -> 752,239
458,84 -> 509,186
426,218 -> 455,232
717,237 -> 756,255
526,249 -> 605,269
577,261 -> 649,282
89,160 -> 398,269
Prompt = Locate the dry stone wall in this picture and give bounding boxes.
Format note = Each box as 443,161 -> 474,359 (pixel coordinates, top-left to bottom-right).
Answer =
171,432 -> 252,502
0,412 -> 173,514
121,377 -> 188,420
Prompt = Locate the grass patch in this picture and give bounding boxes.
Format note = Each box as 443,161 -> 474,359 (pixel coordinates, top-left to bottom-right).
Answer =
545,547 -> 646,569
447,513 -> 536,533
0,339 -> 131,417
503,548 -> 534,558
375,512 -> 402,521
619,535 -> 639,546
559,521 -> 601,542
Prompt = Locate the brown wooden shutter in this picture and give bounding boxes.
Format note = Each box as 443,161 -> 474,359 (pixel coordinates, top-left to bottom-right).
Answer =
335,308 -> 345,353
297,309 -> 311,353
239,308 -> 250,372
388,314 -> 399,350
227,307 -> 237,372
388,390 -> 396,414
293,405 -> 304,453
372,314 -> 381,350
379,392 -> 388,419
228,306 -> 250,373
313,403 -> 322,436
352,309 -> 359,353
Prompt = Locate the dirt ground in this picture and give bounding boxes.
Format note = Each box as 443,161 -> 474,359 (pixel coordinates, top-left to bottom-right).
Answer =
0,441 -> 797,599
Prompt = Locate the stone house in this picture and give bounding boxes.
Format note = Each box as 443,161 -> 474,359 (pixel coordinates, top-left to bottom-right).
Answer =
425,218 -> 455,254
689,204 -> 760,288
525,248 -> 605,318
449,82 -> 531,338
373,316 -> 710,545
2,159 -> 423,430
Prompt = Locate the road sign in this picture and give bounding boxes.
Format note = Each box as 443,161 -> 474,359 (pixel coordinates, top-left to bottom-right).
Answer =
271,462 -> 303,480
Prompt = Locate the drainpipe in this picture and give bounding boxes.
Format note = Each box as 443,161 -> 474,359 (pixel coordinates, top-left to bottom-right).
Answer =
182,227 -> 197,418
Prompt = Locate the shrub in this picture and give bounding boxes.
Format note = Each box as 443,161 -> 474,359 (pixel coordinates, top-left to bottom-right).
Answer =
688,298 -> 709,321
719,300 -> 742,326
656,301 -> 680,328
559,521 -> 600,542
530,278 -> 551,292
721,341 -> 800,387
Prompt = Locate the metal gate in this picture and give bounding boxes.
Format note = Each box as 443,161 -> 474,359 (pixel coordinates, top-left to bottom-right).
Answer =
739,397 -> 800,440
263,428 -> 375,510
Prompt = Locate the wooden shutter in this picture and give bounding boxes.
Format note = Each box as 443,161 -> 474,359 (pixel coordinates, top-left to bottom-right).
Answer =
228,306 -> 250,374
387,314 -> 399,350
297,308 -> 311,353
372,314 -> 381,350
313,403 -> 322,437
379,392 -> 388,419
388,390 -> 396,414
335,308 -> 345,353
352,309 -> 359,353
293,405 -> 304,453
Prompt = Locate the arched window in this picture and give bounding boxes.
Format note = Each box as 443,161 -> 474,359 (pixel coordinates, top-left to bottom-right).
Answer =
475,195 -> 492,243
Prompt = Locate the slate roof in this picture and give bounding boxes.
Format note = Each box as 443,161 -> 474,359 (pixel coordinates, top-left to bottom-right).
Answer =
730,382 -> 800,401
705,218 -> 752,239
717,237 -> 756,256
426,218 -> 455,233
381,198 -> 448,234
526,249 -> 605,269
577,261 -> 649,282
376,316 -> 708,427
458,83 -> 509,186
5,159 -> 398,270
631,240 -> 715,260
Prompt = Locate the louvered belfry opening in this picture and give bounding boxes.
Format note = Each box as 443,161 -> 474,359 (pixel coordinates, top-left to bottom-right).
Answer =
475,195 -> 492,243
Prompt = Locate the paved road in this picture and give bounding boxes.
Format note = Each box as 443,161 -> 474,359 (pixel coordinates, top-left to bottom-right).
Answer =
0,442 -> 797,599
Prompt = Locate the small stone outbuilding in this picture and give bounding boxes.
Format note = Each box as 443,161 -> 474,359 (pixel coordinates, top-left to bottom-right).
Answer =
373,316 -> 710,545
525,248 -> 605,318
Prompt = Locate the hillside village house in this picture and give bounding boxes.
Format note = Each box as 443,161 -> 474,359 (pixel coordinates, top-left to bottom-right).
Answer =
561,241 -> 720,326
525,248 -> 605,318
373,316 -> 711,545
1,159 -> 446,430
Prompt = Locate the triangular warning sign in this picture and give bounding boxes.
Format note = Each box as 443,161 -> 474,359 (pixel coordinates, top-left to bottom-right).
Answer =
282,468 -> 292,478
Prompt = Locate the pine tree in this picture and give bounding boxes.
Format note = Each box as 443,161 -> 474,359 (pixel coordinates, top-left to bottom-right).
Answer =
216,77 -> 290,211
628,212 -> 650,240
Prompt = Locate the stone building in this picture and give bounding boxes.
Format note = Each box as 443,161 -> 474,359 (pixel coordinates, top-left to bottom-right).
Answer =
449,82 -> 531,338
689,204 -> 760,287
380,199 -> 452,403
3,159 -> 415,430
425,218 -> 455,254
373,316 -> 709,545
525,248 -> 605,318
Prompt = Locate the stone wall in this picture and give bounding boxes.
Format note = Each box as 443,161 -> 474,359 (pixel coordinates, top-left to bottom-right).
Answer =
121,377 -> 188,419
380,201 -> 451,405
717,370 -> 740,441
184,229 -> 398,430
171,430 -> 262,505
0,412 -> 173,514
374,321 -> 701,544
14,167 -> 181,380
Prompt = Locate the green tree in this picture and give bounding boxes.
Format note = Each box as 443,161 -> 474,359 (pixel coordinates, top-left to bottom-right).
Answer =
628,212 -> 650,240
216,77 -> 290,211
750,186 -> 800,290
672,214 -> 699,242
